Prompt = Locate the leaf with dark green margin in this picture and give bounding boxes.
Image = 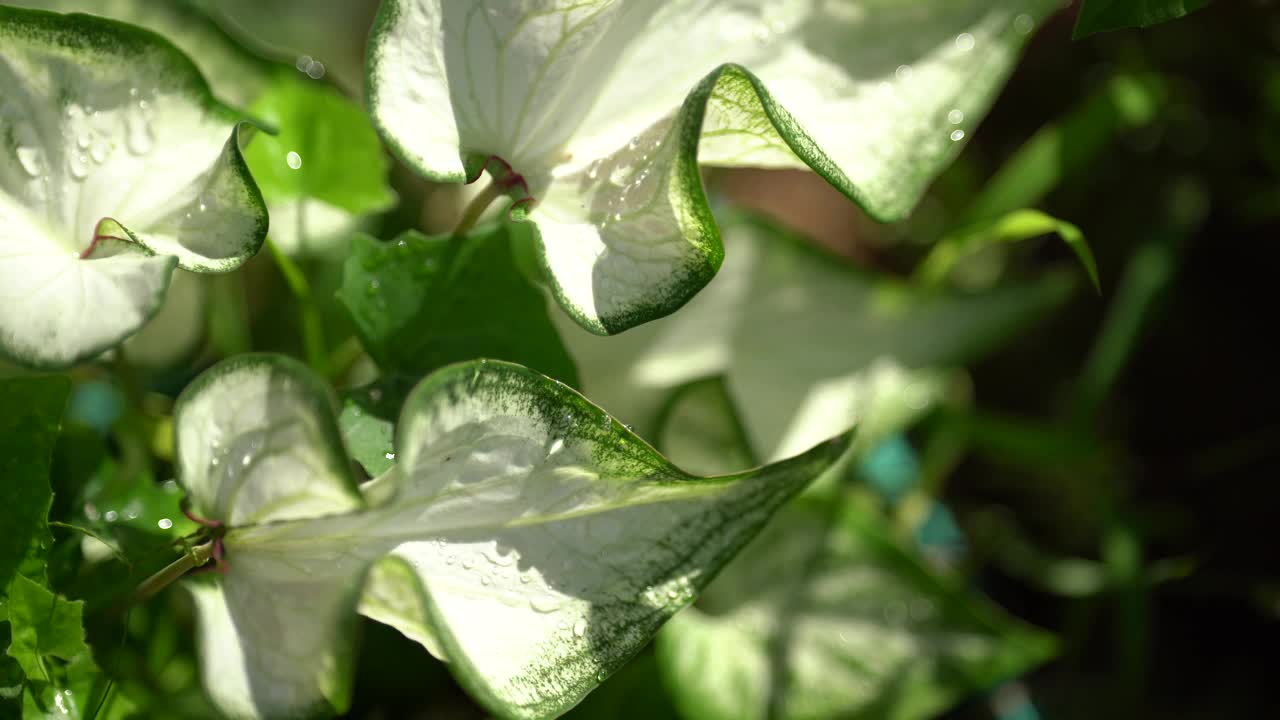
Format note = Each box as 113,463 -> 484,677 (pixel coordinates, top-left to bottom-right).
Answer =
656,496 -> 1057,720
0,376 -> 70,589
368,0 -> 1064,334
1073,0 -> 1211,38
4,575 -> 88,681
242,71 -> 397,255
338,225 -> 579,386
0,7 -> 268,369
173,354 -> 847,719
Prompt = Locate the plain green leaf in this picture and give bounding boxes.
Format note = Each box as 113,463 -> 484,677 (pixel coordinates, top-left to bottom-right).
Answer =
338,375 -> 416,477
1073,0 -> 1211,38
338,226 -> 579,386
173,354 -> 846,719
657,498 -> 1057,720
242,71 -> 396,254
0,376 -> 70,590
4,575 -> 89,683
916,209 -> 1101,292
367,0 -> 1061,334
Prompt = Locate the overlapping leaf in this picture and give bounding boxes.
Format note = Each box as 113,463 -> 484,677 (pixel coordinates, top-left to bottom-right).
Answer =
0,7 -> 267,368
368,0 -> 1062,333
172,354 -> 847,719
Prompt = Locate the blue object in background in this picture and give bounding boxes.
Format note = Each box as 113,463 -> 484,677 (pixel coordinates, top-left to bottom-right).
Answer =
859,433 -> 920,504
67,381 -> 125,434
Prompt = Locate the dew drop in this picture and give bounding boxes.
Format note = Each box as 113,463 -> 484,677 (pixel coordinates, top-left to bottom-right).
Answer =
947,109 -> 965,125
287,151 -> 303,169
519,573 -> 531,584
76,133 -> 90,150
16,147 -> 42,178
894,64 -> 913,81
955,33 -> 975,51
384,452 -> 396,460
158,518 -> 173,530
950,129 -> 966,142
627,137 -> 639,151
306,61 -> 326,80
461,557 -> 475,570
595,670 -> 607,682
296,55 -> 313,72
529,595 -> 560,614
69,154 -> 89,180
445,554 -> 456,565
480,575 -> 491,586
586,162 -> 600,180
104,510 -> 118,522
90,137 -> 110,164
125,109 -> 154,155
1014,14 -> 1035,35
573,619 -> 587,637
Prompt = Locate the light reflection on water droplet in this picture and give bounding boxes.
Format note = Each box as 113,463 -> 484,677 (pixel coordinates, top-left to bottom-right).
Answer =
947,109 -> 965,124
69,154 -> 89,180
955,33 -> 975,51
287,151 -> 303,169
894,64 -> 913,81
950,129 -> 965,142
158,518 -> 173,530
573,619 -> 587,637
1014,14 -> 1035,35
461,557 -> 475,570
16,147 -> 42,178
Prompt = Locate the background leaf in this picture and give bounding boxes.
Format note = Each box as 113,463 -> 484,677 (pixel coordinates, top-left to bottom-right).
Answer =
1073,0 -> 1211,38
338,225 -> 579,386
0,376 -> 70,589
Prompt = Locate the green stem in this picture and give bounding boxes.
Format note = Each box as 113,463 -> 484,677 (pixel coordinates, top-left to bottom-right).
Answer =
452,180 -> 503,239
266,237 -> 328,377
133,541 -> 213,604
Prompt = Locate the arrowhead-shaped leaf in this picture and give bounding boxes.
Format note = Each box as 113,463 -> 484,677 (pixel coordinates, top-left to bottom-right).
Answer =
0,7 -> 267,368
368,0 -> 1061,333
174,354 -> 848,719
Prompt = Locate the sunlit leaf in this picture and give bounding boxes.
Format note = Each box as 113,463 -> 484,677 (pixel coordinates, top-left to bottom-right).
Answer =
338,225 -> 578,386
1073,0 -> 1211,38
0,375 -> 70,590
9,0 -> 274,108
173,354 -> 847,719
0,7 -> 267,368
367,0 -> 1061,333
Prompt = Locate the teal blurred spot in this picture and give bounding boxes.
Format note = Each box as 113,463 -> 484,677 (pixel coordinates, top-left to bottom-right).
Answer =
859,434 -> 920,503
67,382 -> 125,433
915,501 -> 967,561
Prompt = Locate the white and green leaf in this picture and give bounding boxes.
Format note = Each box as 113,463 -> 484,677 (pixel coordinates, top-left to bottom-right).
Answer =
174,355 -> 848,719
557,216 -> 1075,467
0,7 -> 267,368
368,0 -> 1061,333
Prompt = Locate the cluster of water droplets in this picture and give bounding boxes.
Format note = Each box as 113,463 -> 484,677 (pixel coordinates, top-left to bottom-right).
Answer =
586,128 -> 668,230
56,88 -> 156,182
